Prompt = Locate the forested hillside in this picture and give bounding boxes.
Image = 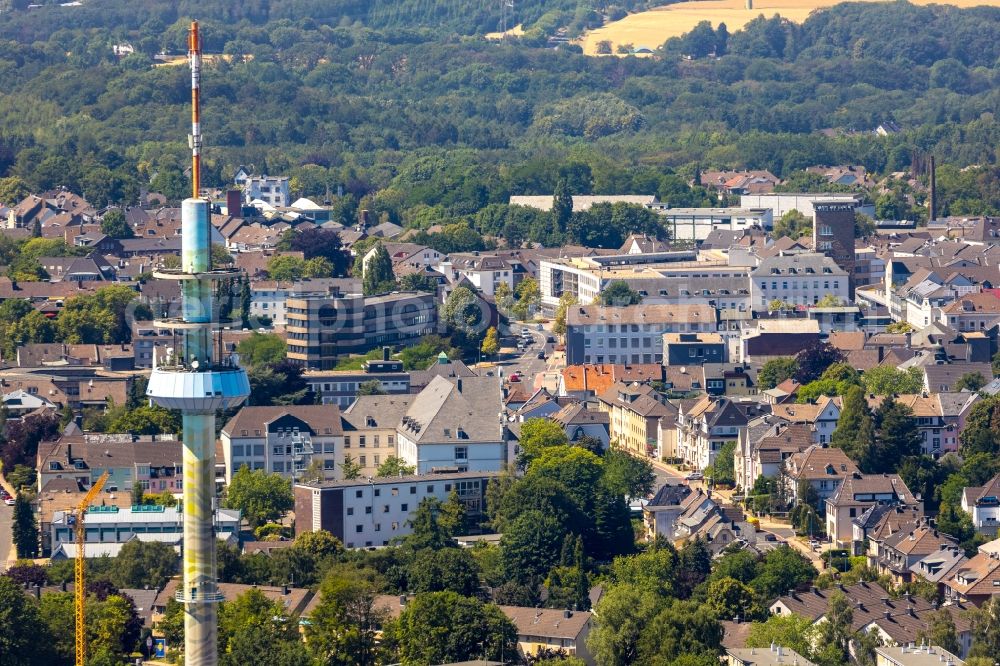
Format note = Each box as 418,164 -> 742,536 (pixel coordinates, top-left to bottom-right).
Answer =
0,0 -> 998,234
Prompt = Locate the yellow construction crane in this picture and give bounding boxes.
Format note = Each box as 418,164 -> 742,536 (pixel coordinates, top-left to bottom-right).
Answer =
74,470 -> 110,666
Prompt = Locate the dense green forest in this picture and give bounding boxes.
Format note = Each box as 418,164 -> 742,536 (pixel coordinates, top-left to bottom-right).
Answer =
0,0 -> 999,234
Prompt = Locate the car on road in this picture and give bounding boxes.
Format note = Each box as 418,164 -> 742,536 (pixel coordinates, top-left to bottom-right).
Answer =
521,327 -> 529,335
684,471 -> 704,481
3,496 -> 14,506
536,351 -> 545,359
808,539 -> 821,550
763,533 -> 778,542
536,323 -> 543,331
509,372 -> 521,382
546,336 -> 555,343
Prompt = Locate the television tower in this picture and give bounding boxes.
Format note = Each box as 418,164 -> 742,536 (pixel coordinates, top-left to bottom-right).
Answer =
145,21 -> 250,666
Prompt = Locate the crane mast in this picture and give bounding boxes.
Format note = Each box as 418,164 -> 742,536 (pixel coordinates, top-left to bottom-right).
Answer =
75,470 -> 110,666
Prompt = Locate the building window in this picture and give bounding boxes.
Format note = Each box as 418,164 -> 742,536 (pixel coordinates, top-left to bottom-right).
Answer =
355,525 -> 362,533
347,507 -> 354,516
454,446 -> 467,461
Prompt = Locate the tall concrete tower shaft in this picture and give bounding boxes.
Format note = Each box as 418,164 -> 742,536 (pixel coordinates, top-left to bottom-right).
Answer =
145,21 -> 250,666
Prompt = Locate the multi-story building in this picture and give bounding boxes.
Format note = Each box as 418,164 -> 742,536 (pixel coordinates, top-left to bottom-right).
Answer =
436,252 -> 513,297
294,471 -> 493,548
244,175 -> 291,207
50,505 -> 241,558
770,396 -> 841,445
662,332 -> 726,366
538,252 -> 752,313
676,395 -> 769,470
783,445 -> 859,507
304,354 -> 411,408
733,418 -> 812,493
740,192 -> 872,219
750,252 -> 850,311
866,392 -> 978,458
220,405 -> 345,484
961,472 -> 1000,536
341,394 -> 413,477
565,304 -> 717,365
825,473 -> 918,549
813,199 -> 858,295
396,375 -> 505,474
250,278 -> 357,326
286,291 -> 437,370
596,382 -> 675,458
36,433 -> 182,494
939,292 -> 1000,332
647,207 -> 772,241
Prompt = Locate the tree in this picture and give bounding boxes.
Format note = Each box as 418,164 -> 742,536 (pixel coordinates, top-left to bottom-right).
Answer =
362,243 -> 395,296
307,567 -> 385,666
99,209 -> 133,238
5,464 -> 35,491
237,332 -> 287,367
108,405 -> 180,436
601,449 -> 655,498
705,441 -> 736,486
758,357 -> 798,390
494,280 -> 513,315
705,577 -> 764,621
513,277 -> 541,321
443,285 -> 485,333
408,547 -> 480,596
130,480 -> 144,506
357,379 -> 386,396
385,592 -> 517,665
519,418 -> 569,463
751,546 -> 817,599
813,592 -> 854,666
917,608 -> 960,655
112,540 -> 178,589
886,321 -> 915,334
960,396 -> 1000,456
588,583 -> 667,666
340,455 -> 363,480
0,576 -> 49,666
861,365 -> 924,395
481,325 -> 499,357
831,385 -> 874,465
11,493 -> 38,558
218,588 -> 310,666
771,210 -> 811,240
376,455 -> 416,477
553,292 -> 577,337
746,613 -> 815,659
793,342 -> 845,384
240,279 -> 252,329
500,509 -> 566,584
225,466 -> 295,528
406,497 -> 456,550
870,397 -> 922,473
553,178 -> 573,232
968,597 -> 1000,660
955,371 -> 987,392
600,280 -> 642,306
636,599 -> 723,664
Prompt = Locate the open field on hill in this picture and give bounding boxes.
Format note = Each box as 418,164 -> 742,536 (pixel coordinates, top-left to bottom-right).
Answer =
579,0 -> 1000,54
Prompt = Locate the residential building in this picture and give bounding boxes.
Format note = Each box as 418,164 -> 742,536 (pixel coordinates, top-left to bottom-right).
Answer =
961,472 -> 1000,536
293,471 -> 493,548
866,392 -> 978,458
741,319 -> 822,362
771,581 -> 973,659
733,417 -> 810,493
286,291 -> 437,370
701,169 -> 780,195
662,332 -> 726,366
597,382 -> 675,458
220,405 -> 345,484
558,363 -> 665,400
674,488 -> 756,552
853,504 -> 926,565
436,253 -> 513,296
396,375 -> 505,474
677,395 -> 769,470
875,645 -> 964,666
36,433 -> 182,494
50,505 -> 241,558
304,354 -> 411,408
550,402 -> 611,448
750,252 -> 850,311
565,304 -> 717,365
825,473 -> 918,549
939,292 -> 1000,332
643,483 -> 692,540
250,277 -> 357,326
770,396 -> 841,444
500,606 -> 594,665
941,550 -> 1000,606
726,646 -> 816,666
871,520 -> 958,584
784,445 -> 859,506
341,394 -> 413,477
244,175 -> 291,207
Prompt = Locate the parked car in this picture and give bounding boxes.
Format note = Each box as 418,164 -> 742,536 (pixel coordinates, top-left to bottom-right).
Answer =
3,496 -> 14,506
521,327 -> 530,335
684,471 -> 704,481
763,533 -> 778,542
546,336 -> 556,343
509,372 -> 521,382
536,351 -> 545,359
536,323 -> 543,331
808,539 -> 821,550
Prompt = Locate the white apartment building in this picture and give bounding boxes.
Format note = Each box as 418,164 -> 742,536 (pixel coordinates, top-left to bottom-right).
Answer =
250,278 -> 356,326
646,206 -> 772,241
749,252 -> 850,311
395,376 -> 506,474
436,253 -> 513,297
244,175 -> 291,207
294,471 -> 493,548
220,405 -> 345,484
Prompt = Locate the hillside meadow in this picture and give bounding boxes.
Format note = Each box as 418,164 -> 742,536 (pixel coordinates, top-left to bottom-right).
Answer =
580,0 -> 1000,54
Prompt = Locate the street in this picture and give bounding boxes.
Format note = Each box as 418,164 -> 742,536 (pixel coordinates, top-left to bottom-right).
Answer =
496,326 -> 557,387
0,497 -> 11,572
